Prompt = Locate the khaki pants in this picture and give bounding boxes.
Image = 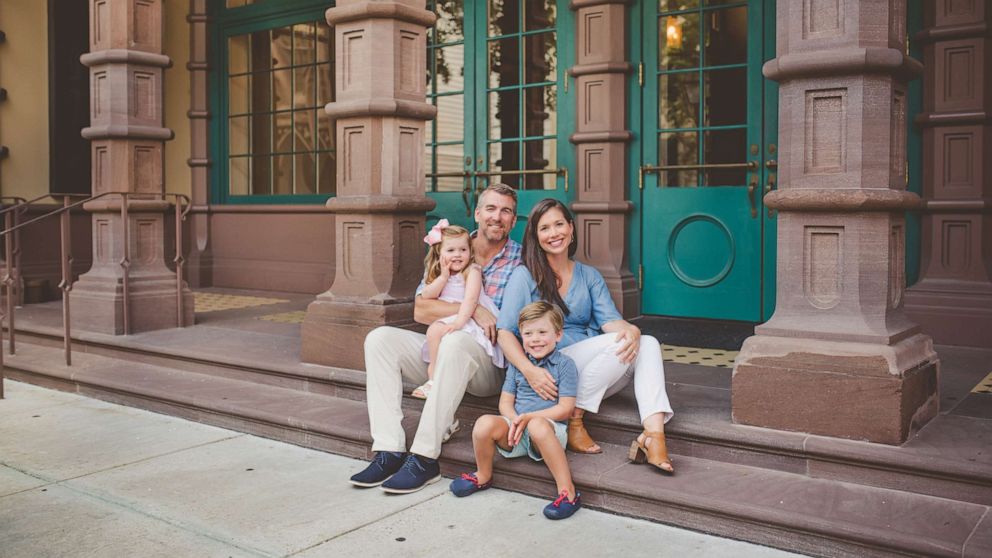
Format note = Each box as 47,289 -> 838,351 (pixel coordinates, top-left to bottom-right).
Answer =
363,327 -> 504,459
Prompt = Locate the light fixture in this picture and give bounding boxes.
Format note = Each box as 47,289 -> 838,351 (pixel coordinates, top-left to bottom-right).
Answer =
666,16 -> 683,50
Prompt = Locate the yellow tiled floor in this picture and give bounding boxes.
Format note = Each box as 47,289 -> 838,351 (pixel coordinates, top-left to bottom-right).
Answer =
257,310 -> 308,324
662,344 -> 738,368
973,371 -> 992,394
194,292 -> 290,313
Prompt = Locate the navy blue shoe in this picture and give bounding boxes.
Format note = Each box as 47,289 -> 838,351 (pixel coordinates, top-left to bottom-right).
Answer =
349,451 -> 406,487
543,491 -> 582,520
380,454 -> 441,494
449,473 -> 492,497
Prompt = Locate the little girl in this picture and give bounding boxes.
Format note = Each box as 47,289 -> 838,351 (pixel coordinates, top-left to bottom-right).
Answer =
415,220 -> 504,399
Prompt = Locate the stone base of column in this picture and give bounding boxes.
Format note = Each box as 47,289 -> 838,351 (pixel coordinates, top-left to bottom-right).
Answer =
732,333 -> 939,445
904,281 -> 992,348
601,271 -> 640,318
70,274 -> 194,335
301,296 -> 419,370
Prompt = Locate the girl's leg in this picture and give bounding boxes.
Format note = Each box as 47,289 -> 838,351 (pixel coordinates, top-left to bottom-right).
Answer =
424,322 -> 447,381
527,419 -> 576,499
471,415 -> 510,484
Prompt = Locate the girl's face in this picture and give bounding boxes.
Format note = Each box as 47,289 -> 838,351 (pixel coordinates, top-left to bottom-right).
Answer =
536,207 -> 573,257
441,235 -> 471,272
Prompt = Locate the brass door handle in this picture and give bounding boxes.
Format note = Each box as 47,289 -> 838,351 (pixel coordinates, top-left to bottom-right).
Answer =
764,172 -> 777,218
747,173 -> 759,219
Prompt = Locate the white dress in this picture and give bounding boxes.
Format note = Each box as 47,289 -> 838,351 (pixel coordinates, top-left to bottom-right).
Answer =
421,272 -> 504,368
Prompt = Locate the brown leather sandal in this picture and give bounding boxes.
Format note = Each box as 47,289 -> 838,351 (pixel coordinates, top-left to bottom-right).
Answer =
566,417 -> 603,454
628,431 -> 674,475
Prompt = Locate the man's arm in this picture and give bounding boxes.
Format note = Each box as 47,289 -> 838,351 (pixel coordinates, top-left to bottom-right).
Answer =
413,296 -> 495,327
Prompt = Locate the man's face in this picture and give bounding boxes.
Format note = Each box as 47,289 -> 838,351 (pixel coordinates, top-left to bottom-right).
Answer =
474,192 -> 517,243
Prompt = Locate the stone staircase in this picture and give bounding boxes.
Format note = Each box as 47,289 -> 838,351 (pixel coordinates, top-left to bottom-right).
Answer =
4,319 -> 991,558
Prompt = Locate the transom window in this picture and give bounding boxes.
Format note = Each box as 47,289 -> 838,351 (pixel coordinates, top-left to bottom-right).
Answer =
213,1 -> 336,204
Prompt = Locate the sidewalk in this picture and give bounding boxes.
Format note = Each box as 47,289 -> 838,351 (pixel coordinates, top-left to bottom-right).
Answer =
0,381 -> 800,558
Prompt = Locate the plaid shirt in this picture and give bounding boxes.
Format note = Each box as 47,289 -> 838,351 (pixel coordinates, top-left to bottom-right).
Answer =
417,234 -> 522,309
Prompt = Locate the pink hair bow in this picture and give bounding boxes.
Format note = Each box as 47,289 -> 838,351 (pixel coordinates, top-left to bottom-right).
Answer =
424,219 -> 450,246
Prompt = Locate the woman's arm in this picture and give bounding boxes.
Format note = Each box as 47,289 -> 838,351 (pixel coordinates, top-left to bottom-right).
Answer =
448,266 -> 482,330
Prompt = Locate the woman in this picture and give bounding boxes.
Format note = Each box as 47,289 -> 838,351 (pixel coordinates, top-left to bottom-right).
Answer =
496,199 -> 674,474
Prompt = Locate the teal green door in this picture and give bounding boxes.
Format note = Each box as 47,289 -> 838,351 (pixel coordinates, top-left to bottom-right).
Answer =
426,1 -> 574,239
639,0 -> 777,321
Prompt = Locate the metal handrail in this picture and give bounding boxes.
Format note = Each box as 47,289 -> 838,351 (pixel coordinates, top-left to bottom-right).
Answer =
0,191 -> 191,399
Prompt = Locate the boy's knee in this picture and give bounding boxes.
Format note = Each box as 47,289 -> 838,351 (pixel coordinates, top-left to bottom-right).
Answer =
527,418 -> 553,437
473,415 -> 502,438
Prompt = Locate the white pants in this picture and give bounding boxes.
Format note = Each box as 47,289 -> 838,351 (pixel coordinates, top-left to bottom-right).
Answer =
363,327 -> 504,459
561,334 -> 674,424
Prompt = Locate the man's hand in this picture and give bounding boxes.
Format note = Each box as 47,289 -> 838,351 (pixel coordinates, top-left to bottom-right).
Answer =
473,305 -> 498,343
522,366 -> 557,401
508,413 -> 533,446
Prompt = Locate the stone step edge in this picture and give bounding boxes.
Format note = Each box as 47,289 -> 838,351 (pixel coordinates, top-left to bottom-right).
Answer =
9,324 -> 991,490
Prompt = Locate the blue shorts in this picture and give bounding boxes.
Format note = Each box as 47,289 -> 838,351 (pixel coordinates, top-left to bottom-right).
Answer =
496,416 -> 567,462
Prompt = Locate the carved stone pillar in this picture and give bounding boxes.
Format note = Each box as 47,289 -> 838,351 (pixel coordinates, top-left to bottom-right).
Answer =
300,0 -> 436,369
72,0 -> 194,334
569,0 -> 638,317
904,1 -> 992,348
185,0 -> 212,288
732,0 -> 939,445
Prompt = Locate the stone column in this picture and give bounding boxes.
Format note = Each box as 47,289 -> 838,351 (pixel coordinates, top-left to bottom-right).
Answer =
185,0 -> 212,288
301,0 -> 436,370
569,0 -> 638,316
732,0 -> 939,445
904,1 -> 992,348
72,0 -> 194,334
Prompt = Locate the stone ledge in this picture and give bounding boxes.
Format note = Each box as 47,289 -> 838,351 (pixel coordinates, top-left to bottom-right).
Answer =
764,188 -> 923,212
568,62 -> 632,76
325,2 -> 436,27
325,194 -> 435,214
763,47 -> 922,82
323,98 -> 436,121
82,125 -> 174,141
80,49 -> 171,68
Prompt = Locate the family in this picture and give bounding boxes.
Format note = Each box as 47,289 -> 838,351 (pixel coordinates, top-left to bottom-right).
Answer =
351,184 -> 674,520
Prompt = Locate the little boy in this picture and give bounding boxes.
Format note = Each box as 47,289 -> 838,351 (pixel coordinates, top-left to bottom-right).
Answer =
449,301 -> 581,519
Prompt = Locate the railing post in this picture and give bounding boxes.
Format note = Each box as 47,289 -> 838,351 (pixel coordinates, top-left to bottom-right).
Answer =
59,195 -> 73,366
119,193 -> 131,336
173,195 -> 185,328
4,211 -> 15,355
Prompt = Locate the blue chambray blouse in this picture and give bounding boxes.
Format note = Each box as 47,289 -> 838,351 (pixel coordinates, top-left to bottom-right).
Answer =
497,262 -> 623,349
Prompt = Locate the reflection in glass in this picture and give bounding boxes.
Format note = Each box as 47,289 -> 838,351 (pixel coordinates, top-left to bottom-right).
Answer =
273,68 -> 292,111
523,139 -> 557,190
228,35 -> 249,75
229,74 -> 250,115
489,89 -> 519,143
489,141 -> 521,189
317,62 -> 334,105
316,24 -> 333,62
434,0 -> 465,44
229,116 -> 250,155
659,0 -> 699,10
436,143 -> 465,192
524,0 -> 556,31
251,156 -> 271,195
293,23 -> 315,66
296,153 -> 316,194
704,67 -> 746,126
704,7 -> 747,66
489,37 -> 519,89
524,33 -> 556,84
435,44 -> 465,94
436,94 -> 465,143
703,129 -> 747,186
294,66 -> 316,109
293,110 -> 313,152
659,131 -> 698,187
488,0 -> 513,37
659,12 -> 699,69
230,157 -> 250,195
251,113 -> 271,155
273,155 -> 293,194
659,72 -> 698,129
318,151 -> 335,194
317,110 -> 333,151
524,86 -> 556,138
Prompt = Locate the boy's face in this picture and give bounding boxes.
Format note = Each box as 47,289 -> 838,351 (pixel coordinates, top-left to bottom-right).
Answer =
520,315 -> 562,360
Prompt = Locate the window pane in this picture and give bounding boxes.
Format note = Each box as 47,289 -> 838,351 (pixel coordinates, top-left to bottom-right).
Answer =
659,72 -> 698,129
434,0 -> 464,43
293,110 -> 313,152
489,141 -> 520,189
425,146 -> 435,192
523,139 -> 556,190
704,7 -> 747,66
250,30 -> 273,73
271,28 -> 291,68
489,37 -> 519,88
489,0 -> 516,37
252,156 -> 271,195
273,112 -> 293,153
317,62 -> 333,104
489,89 -> 519,141
293,23 -> 315,66
316,24 -> 333,62
230,156 -> 250,195
273,68 -> 292,111
704,67 -> 746,126
317,109 -> 334,151
229,74 -> 250,115
524,33 -> 556,84
436,94 -> 464,143
273,154 -> 293,194
525,1 -> 556,31
294,66 -> 316,109
435,44 -> 465,94
228,35 -> 250,75
659,13 -> 699,70
703,129 -> 747,187
659,131 -> 698,187
524,85 -> 556,138
436,143 -> 465,192
295,153 -> 316,194
660,0 -> 699,11
229,116 -> 250,156
251,113 -> 271,155
318,151 -> 335,194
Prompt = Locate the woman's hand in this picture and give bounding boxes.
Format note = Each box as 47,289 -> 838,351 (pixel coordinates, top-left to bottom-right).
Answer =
522,366 -> 558,401
508,413 -> 532,446
613,321 -> 642,364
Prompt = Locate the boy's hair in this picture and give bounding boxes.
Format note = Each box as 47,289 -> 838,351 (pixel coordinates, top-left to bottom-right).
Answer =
517,301 -> 564,333
424,225 -> 473,283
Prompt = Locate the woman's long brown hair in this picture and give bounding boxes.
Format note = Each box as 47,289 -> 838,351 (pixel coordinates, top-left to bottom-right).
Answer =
522,199 -> 577,315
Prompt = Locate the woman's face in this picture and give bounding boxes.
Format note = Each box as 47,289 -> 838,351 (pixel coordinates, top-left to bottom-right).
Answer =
535,207 -> 573,257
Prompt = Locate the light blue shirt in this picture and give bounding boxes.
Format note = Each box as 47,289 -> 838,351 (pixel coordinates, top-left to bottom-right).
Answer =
497,262 -> 623,349
501,348 -> 578,423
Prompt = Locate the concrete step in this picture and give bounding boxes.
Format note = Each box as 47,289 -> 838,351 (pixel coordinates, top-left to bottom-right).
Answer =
11,324 -> 992,508
3,340 -> 991,558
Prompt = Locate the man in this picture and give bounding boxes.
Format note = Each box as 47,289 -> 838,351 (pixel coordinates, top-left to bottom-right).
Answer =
351,184 -> 522,493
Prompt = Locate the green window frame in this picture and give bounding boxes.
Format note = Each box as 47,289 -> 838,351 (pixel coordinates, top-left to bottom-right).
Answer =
209,0 -> 336,205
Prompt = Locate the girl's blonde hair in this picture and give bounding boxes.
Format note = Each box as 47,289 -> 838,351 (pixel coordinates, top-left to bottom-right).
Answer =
424,225 -> 474,283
